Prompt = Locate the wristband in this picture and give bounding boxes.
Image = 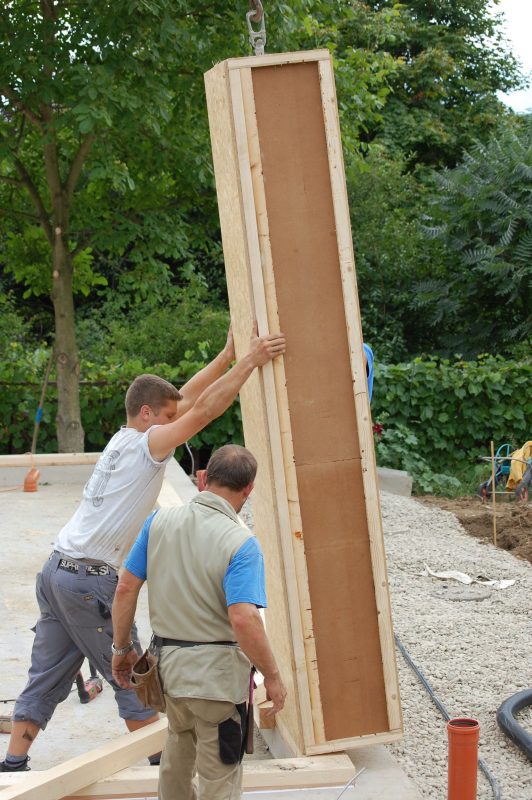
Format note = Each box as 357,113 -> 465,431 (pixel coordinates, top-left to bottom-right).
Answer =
111,641 -> 135,656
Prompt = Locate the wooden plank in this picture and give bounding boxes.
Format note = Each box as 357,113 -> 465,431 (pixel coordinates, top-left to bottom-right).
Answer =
229,65 -> 318,752
0,719 -> 168,800
317,58 -> 402,733
155,479 -> 185,509
162,459 -> 198,503
0,453 -> 100,468
226,49 -> 330,71
0,754 -> 355,796
204,59 -> 306,756
305,729 -> 403,755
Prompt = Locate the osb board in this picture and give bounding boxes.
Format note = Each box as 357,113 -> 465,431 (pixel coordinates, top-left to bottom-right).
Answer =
249,61 -> 389,741
204,61 -> 306,754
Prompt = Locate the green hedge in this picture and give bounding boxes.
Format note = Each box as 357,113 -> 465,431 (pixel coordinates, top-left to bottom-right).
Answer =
0,344 -> 243,466
372,355 -> 531,473
1,347 -> 530,483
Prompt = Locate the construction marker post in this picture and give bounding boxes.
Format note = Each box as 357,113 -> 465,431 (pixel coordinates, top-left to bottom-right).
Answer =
448,717 -> 480,800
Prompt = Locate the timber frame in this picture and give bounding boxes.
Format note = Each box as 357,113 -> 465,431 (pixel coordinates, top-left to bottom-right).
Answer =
204,49 -> 402,756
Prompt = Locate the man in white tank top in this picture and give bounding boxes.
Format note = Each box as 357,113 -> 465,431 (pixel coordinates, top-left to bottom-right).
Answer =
1,324 -> 286,773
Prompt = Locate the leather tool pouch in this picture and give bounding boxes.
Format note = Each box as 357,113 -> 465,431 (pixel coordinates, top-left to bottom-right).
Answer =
131,650 -> 166,713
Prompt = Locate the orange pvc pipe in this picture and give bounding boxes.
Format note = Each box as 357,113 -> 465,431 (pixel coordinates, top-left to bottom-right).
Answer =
447,717 -> 480,800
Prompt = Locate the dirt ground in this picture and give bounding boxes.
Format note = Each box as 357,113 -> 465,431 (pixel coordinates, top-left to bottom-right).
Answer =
417,494 -> 532,564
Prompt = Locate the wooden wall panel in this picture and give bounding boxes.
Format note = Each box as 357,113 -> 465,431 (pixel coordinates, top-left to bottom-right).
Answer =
204,60 -> 308,755
204,49 -> 402,755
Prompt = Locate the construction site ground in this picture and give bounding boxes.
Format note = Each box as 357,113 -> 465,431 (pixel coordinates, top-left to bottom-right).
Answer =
0,466 -> 421,800
418,495 -> 532,564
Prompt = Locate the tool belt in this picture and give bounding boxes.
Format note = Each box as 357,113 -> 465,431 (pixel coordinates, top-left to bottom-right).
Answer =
131,650 -> 166,713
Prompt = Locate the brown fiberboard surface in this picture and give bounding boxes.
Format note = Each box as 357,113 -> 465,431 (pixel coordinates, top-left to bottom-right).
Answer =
251,61 -> 389,740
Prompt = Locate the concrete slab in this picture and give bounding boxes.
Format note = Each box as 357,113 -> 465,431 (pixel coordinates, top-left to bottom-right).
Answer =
377,467 -> 413,497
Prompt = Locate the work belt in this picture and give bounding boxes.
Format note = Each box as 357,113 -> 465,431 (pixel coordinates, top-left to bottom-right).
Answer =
152,636 -> 238,648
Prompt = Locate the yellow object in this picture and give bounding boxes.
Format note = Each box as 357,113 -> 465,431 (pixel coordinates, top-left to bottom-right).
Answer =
506,441 -> 532,491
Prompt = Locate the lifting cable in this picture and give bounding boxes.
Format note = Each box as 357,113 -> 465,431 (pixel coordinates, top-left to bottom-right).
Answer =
246,0 -> 266,56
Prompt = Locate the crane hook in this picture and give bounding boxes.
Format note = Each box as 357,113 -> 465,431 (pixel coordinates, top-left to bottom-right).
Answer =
246,1 -> 266,56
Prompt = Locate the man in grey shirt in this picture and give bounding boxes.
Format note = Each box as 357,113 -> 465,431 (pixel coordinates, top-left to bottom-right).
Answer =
1,325 -> 286,772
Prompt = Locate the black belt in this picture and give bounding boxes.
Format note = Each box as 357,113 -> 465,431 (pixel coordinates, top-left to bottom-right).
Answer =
153,636 -> 237,648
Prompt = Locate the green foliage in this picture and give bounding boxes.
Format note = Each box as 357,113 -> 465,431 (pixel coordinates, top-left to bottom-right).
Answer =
0,347 -> 243,463
1,0 -> 530,449
372,356 -> 532,486
374,416 -> 462,495
365,0 -> 523,168
348,149 -> 447,361
417,117 -> 532,353
75,277 -> 229,366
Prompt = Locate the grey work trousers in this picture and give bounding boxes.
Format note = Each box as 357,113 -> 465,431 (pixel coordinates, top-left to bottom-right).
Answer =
13,551 -> 154,729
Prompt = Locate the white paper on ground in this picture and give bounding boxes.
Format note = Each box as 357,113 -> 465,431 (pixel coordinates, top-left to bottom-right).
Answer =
421,564 -> 515,589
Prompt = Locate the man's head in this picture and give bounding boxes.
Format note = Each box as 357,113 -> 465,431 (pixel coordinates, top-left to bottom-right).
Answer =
125,374 -> 182,429
205,444 -> 257,511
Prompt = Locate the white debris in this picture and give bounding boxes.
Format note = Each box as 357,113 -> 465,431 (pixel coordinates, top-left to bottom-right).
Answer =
421,563 -> 516,589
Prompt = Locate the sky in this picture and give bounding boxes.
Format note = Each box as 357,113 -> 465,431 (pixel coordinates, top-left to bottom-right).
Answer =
495,0 -> 532,112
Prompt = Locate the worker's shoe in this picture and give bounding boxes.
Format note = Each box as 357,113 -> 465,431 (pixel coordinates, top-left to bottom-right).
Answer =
148,752 -> 161,766
0,756 -> 31,771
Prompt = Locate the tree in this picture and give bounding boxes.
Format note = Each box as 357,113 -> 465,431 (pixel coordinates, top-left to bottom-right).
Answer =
1,0 -> 400,449
328,0 -> 523,168
0,1 -> 250,449
346,148 -> 448,361
418,116 -> 532,354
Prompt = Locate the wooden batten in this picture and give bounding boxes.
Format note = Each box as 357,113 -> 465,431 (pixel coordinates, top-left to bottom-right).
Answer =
0,753 -> 355,797
205,50 -> 402,756
0,453 -> 100,467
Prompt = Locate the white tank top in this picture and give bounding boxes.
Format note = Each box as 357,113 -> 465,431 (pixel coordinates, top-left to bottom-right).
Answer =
55,426 -> 174,569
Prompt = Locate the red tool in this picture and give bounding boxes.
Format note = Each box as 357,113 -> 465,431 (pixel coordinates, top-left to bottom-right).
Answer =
75,663 -> 103,704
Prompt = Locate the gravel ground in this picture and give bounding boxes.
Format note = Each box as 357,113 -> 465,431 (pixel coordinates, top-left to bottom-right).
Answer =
242,492 -> 532,799
381,492 -> 532,800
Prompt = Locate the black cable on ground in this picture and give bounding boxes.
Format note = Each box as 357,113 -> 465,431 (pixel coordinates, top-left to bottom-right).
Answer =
496,689 -> 532,761
394,633 -> 502,800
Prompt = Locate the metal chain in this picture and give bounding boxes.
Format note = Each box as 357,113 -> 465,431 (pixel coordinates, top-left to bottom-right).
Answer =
246,0 -> 266,56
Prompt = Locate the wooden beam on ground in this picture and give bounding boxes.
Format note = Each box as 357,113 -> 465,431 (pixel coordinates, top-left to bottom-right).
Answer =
0,753 -> 355,797
0,719 -> 168,800
0,453 -> 100,468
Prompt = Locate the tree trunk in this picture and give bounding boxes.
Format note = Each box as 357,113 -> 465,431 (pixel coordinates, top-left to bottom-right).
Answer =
51,229 -> 85,452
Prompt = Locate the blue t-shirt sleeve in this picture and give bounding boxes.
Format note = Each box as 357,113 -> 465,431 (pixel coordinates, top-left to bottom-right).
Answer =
123,511 -> 157,580
223,537 -> 267,608
363,343 -> 374,403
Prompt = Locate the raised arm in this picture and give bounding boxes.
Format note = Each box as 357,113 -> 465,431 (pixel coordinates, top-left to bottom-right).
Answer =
148,322 -> 285,461
228,603 -> 286,715
176,327 -> 235,415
